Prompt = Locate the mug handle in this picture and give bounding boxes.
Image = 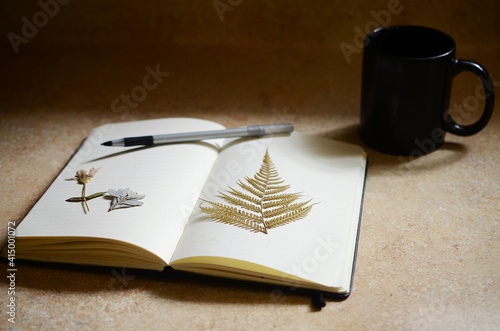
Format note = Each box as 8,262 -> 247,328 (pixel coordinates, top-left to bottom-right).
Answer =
443,59 -> 495,136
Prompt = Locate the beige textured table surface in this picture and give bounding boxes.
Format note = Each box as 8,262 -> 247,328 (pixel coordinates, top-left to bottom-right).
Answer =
1,1 -> 499,329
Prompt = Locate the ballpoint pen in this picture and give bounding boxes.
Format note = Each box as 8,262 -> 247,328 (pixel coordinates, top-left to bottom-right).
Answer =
101,123 -> 294,147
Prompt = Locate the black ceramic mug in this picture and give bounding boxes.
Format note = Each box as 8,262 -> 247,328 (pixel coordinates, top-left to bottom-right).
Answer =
360,25 -> 495,156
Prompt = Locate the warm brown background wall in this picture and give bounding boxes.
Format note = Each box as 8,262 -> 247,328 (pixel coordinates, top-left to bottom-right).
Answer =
1,0 -> 499,48
1,1 -> 498,124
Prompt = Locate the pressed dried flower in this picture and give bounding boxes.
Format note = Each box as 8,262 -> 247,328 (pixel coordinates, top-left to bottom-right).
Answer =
107,188 -> 145,211
66,167 -> 101,184
66,167 -> 101,212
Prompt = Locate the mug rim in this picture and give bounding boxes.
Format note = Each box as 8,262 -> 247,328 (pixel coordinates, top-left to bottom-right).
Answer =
364,25 -> 456,60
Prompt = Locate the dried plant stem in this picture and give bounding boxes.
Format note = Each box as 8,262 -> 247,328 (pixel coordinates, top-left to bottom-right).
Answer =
66,192 -> 106,202
82,183 -> 90,211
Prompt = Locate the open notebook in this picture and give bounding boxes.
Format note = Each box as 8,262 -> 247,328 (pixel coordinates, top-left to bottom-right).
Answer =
3,117 -> 367,297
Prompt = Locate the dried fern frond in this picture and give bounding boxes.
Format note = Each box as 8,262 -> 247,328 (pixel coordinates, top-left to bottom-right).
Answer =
218,192 -> 261,213
227,187 -> 261,205
262,196 -> 301,209
265,186 -> 290,195
265,204 -> 316,229
262,199 -> 313,219
262,192 -> 302,202
200,200 -> 266,233
200,149 -> 318,234
237,180 -> 265,197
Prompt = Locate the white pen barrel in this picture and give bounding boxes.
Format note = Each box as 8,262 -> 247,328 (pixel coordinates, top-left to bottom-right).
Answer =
248,124 -> 294,136
153,127 -> 249,144
153,124 -> 293,144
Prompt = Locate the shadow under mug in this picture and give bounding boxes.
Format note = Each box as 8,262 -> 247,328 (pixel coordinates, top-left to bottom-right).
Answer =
360,25 -> 495,156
